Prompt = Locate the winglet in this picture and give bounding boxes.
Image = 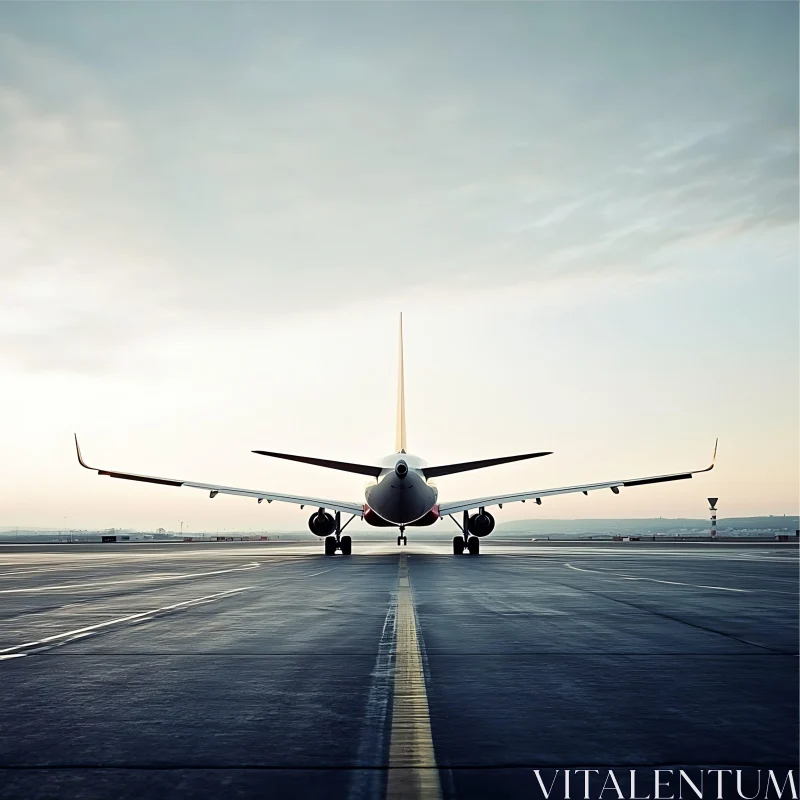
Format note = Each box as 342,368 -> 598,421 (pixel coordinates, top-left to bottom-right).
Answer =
74,433 -> 94,470
699,438 -> 718,473
709,437 -> 718,469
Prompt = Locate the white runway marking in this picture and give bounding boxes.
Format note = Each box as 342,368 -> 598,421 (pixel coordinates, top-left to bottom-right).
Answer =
490,546 -> 799,564
0,568 -> 90,577
0,562 -> 262,594
298,568 -> 335,578
0,560 -> 146,576
0,565 -> 335,640
734,553 -> 800,562
564,562 -> 750,592
0,587 -> 253,659
386,554 -> 442,800
348,571 -> 399,800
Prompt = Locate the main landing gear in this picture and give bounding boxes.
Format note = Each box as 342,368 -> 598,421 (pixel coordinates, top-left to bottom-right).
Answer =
453,510 -> 480,555
324,511 -> 354,556
325,535 -> 351,556
453,536 -> 479,555
397,526 -> 407,546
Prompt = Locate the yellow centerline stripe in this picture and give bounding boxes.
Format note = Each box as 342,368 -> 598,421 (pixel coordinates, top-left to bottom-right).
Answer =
386,555 -> 442,800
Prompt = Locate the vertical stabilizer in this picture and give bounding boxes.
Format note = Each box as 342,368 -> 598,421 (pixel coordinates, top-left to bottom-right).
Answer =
395,313 -> 407,453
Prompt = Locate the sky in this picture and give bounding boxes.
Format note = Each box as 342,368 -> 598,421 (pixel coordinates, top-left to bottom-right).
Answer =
1,2 -> 797,533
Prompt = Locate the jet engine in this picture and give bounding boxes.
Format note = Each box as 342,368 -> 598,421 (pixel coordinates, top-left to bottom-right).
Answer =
308,510 -> 335,537
467,511 -> 495,537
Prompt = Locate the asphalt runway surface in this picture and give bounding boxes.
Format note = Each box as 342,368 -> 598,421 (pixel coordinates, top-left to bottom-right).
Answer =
0,539 -> 796,799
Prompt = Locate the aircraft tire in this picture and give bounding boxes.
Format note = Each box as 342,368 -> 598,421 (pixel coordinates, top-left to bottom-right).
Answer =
324,536 -> 337,556
453,537 -> 464,555
467,537 -> 480,555
340,535 -> 352,556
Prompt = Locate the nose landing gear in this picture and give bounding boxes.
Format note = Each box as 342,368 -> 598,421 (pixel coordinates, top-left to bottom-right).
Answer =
397,526 -> 407,546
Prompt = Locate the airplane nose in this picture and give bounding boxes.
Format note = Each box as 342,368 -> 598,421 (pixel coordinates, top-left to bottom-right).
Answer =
395,461 -> 408,479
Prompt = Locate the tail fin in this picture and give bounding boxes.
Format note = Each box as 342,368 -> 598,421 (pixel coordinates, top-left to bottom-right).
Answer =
396,313 -> 407,453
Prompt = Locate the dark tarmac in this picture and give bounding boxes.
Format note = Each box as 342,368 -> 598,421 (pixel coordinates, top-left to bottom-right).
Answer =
0,540 -> 797,799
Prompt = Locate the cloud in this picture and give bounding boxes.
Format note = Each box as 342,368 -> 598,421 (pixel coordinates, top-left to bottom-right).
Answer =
0,3 -> 796,373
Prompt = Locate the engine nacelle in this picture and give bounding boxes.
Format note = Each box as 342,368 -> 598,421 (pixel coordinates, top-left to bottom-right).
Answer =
308,511 -> 335,537
467,511 -> 495,537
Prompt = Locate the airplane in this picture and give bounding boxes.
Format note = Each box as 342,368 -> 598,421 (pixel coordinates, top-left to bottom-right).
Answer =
75,314 -> 717,556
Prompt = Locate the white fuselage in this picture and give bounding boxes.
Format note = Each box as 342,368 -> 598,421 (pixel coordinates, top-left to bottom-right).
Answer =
363,453 -> 439,527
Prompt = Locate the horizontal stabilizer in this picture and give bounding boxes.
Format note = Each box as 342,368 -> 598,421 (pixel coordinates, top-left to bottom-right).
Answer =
252,450 -> 382,478
423,451 -> 552,479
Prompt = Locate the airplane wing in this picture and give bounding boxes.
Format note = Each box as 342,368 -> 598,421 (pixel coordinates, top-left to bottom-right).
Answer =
438,441 -> 717,516
74,435 -> 364,517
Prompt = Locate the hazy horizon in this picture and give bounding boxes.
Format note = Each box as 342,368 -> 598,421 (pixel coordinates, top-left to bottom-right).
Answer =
4,513 -> 799,532
2,2 -> 797,532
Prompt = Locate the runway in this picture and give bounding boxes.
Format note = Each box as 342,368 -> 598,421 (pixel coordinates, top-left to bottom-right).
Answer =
0,540 -> 796,799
